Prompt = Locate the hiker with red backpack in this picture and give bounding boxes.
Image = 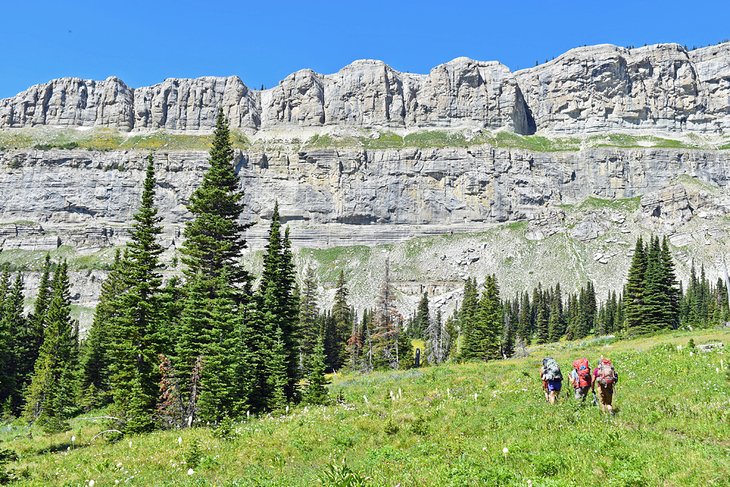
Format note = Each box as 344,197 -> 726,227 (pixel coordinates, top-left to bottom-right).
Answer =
592,357 -> 618,414
568,358 -> 592,401
540,357 -> 563,404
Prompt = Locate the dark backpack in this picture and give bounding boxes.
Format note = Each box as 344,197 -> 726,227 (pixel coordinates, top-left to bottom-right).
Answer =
596,359 -> 617,387
572,358 -> 592,388
542,357 -> 562,381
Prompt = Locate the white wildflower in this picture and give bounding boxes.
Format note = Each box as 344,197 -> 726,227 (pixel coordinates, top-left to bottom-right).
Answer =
177,436 -> 182,446
128,440 -> 133,448
503,447 -> 509,454
71,435 -> 76,443
88,481 -> 95,487
187,468 -> 194,476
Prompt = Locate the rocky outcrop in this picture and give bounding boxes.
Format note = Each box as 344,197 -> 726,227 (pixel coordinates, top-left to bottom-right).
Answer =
0,77 -> 135,130
1,145 -> 727,249
514,43 -> 730,134
7,41 -> 727,134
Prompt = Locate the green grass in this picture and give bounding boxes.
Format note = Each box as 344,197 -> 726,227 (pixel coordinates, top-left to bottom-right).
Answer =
0,246 -> 117,271
299,246 -> 372,283
2,329 -> 727,485
474,131 -> 582,152
576,196 -> 642,213
589,134 -> 697,149
0,128 -> 250,152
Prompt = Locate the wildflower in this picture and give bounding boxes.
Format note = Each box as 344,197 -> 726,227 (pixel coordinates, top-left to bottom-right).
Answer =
177,436 -> 182,446
128,441 -> 133,448
188,468 -> 194,476
89,481 -> 95,487
71,435 -> 76,443
503,447 -> 509,455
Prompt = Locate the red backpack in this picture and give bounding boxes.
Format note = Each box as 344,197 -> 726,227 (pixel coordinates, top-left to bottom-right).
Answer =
596,359 -> 617,387
572,358 -> 592,388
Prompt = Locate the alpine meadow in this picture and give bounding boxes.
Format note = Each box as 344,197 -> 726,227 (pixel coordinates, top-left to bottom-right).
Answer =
1,10 -> 730,485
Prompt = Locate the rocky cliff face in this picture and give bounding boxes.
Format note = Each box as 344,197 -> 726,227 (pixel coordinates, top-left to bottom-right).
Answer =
2,143 -> 729,325
2,41 -> 730,325
515,43 -> 730,134
4,42 -> 728,134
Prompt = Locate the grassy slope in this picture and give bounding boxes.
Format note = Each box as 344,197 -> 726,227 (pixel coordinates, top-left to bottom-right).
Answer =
0,128 -> 720,153
2,329 -> 728,486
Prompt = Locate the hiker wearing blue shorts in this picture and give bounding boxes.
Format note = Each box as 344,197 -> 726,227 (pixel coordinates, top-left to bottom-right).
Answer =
540,357 -> 563,404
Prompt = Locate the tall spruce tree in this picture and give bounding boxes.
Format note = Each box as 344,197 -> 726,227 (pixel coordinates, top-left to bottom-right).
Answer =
176,109 -> 253,419
410,292 -> 430,340
624,237 -> 648,334
479,275 -> 503,360
458,278 -> 480,360
302,336 -> 329,406
81,250 -> 125,408
0,273 -> 23,413
107,154 -> 164,433
23,261 -> 79,432
330,270 -> 352,371
252,204 -> 299,406
180,109 -> 251,294
298,266 -> 320,372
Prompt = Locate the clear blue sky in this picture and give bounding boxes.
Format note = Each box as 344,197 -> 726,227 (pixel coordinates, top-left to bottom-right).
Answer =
2,0 -> 728,98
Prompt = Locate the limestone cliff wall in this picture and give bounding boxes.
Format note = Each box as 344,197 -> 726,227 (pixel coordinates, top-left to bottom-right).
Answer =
3,42 -> 728,134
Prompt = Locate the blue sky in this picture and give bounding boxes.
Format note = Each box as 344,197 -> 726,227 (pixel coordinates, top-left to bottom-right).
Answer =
1,0 -> 728,98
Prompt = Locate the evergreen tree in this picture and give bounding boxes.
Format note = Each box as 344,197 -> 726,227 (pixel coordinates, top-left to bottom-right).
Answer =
81,250 -> 125,408
252,205 -> 299,406
195,274 -> 242,423
501,304 -> 516,358
547,296 -> 562,343
23,261 -> 79,431
625,237 -> 648,334
4,273 -> 30,413
577,281 -> 596,338
298,266 -> 320,372
410,292 -> 430,340
265,326 -> 288,412
536,300 -> 549,344
660,237 -> 680,328
458,278 -> 481,360
517,291 -> 532,344
107,155 -> 164,433
331,270 -> 352,371
302,336 -> 329,406
479,275 -> 503,360
180,109 -> 251,295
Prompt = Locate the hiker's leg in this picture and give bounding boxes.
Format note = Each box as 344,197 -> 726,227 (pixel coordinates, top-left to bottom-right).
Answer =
605,387 -> 614,414
596,384 -> 606,413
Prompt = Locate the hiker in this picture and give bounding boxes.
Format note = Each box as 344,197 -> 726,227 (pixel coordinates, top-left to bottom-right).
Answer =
540,357 -> 563,404
569,358 -> 592,401
592,357 -> 618,414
